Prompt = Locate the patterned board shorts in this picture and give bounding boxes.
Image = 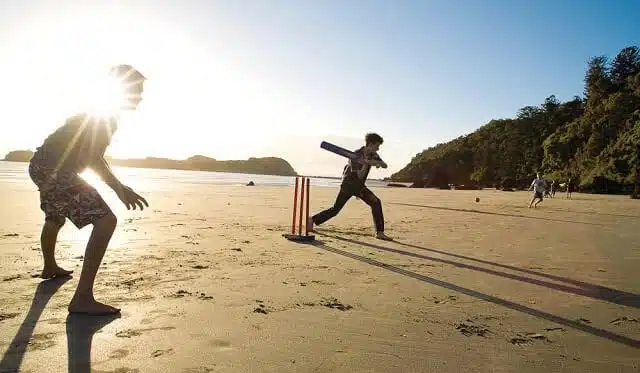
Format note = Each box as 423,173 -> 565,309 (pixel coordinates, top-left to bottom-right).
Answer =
28,162 -> 112,229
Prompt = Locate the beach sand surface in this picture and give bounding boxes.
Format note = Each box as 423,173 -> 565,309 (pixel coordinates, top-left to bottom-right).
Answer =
1,180 -> 639,372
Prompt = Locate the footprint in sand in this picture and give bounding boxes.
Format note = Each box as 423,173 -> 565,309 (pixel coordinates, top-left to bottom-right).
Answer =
92,368 -> 140,373
320,297 -> 353,311
253,301 -> 269,314
116,327 -> 175,338
610,317 -> 638,326
0,313 -> 19,322
109,349 -> 130,359
120,277 -> 145,288
198,293 -> 214,300
2,274 -> 21,282
509,333 -> 553,345
455,321 -> 490,337
151,348 -> 174,357
183,367 -> 215,373
210,340 -> 232,351
433,295 -> 458,304
141,311 -> 183,325
46,318 -> 66,325
166,290 -> 192,298
509,337 -> 530,346
26,332 -> 58,351
108,295 -> 155,306
543,327 -> 566,332
116,329 -> 142,338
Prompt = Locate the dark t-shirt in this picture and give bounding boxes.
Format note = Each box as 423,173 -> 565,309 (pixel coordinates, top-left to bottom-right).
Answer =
341,147 -> 382,188
31,113 -> 118,173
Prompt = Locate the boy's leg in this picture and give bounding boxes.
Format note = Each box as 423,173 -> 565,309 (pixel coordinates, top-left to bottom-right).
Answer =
68,213 -> 118,314
29,163 -> 74,279
40,217 -> 73,279
528,194 -> 536,208
47,174 -> 121,315
309,187 -> 353,230
358,187 -> 392,240
532,191 -> 543,207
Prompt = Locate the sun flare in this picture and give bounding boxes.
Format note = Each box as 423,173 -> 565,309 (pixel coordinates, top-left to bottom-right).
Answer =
1,3 -> 307,163
79,74 -> 130,118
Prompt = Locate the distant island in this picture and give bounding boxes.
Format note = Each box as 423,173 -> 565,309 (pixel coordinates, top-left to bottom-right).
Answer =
3,150 -> 298,177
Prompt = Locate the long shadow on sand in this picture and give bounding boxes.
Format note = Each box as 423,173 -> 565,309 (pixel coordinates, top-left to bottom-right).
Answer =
307,238 -> 639,349
66,313 -> 120,373
0,276 -> 70,372
388,202 -> 610,226
317,231 -> 639,309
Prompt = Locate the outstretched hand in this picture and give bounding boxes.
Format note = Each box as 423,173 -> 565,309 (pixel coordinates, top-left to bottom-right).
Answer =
117,185 -> 149,211
362,157 -> 387,169
370,159 -> 388,169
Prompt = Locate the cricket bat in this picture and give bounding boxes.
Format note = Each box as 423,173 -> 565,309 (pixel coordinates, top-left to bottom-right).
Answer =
320,141 -> 358,159
320,141 -> 387,168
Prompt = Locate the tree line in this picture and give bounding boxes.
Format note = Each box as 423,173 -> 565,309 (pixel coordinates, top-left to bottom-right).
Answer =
391,46 -> 640,197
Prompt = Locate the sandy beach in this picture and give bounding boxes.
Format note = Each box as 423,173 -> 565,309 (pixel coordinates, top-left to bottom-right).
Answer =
1,176 -> 639,372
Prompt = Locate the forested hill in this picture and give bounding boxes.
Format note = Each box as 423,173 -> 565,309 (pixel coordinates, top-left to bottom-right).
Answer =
391,46 -> 640,194
3,151 -> 298,177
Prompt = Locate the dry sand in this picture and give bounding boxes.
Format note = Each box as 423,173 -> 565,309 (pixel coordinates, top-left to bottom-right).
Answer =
0,180 -> 639,373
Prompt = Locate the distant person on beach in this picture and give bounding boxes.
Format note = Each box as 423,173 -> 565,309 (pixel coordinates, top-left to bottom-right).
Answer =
308,133 -> 393,241
528,173 -> 546,208
28,64 -> 148,315
545,180 -> 555,198
566,178 -> 575,198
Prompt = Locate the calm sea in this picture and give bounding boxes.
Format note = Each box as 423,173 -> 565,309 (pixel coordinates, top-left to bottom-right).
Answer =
0,161 -> 388,190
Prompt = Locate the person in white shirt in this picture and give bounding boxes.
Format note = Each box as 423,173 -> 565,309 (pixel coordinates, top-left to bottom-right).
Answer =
528,173 -> 546,208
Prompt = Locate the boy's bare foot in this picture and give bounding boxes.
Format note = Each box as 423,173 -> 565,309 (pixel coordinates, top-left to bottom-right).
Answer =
68,297 -> 121,315
41,266 -> 73,279
376,232 -> 393,241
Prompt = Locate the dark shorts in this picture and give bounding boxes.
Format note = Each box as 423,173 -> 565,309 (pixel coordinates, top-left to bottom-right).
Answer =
28,162 -> 112,229
534,191 -> 544,199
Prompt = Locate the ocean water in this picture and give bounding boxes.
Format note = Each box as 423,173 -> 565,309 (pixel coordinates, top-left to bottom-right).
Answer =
0,161 -> 388,190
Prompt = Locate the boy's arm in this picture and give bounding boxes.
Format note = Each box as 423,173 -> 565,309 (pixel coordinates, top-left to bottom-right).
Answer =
90,155 -> 149,210
366,153 -> 388,168
90,156 -> 124,194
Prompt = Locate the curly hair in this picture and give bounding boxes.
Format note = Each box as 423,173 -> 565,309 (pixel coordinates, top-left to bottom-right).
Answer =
365,133 -> 384,146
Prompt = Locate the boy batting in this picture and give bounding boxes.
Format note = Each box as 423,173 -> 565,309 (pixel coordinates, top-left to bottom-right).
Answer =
309,133 -> 392,241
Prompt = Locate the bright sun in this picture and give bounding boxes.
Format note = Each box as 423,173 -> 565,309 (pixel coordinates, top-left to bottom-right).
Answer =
2,3 -> 301,162
78,74 -> 130,118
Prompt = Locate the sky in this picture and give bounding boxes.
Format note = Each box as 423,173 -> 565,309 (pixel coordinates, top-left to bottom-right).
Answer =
0,0 -> 638,178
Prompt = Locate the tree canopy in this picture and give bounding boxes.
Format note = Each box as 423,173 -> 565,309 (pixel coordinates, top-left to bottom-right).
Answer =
391,46 -> 640,194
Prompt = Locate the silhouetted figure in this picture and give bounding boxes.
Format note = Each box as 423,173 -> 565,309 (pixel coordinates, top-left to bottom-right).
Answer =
27,64 -> 149,315
634,145 -> 640,199
308,133 -> 392,240
567,178 -> 575,199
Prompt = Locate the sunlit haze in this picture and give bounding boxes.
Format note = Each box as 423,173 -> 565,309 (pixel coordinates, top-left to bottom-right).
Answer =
0,0 -> 638,177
